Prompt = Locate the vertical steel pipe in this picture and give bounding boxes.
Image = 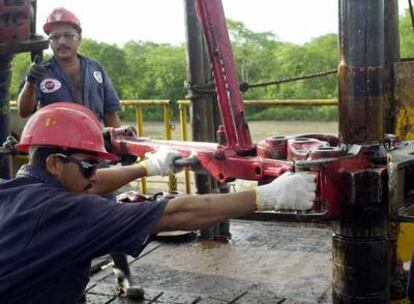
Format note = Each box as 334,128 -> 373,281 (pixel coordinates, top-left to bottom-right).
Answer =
335,1 -> 389,303
384,0 -> 400,134
184,0 -> 229,240
338,0 -> 384,144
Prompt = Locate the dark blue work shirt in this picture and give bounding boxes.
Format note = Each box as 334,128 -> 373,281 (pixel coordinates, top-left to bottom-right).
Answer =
35,55 -> 121,121
0,165 -> 166,304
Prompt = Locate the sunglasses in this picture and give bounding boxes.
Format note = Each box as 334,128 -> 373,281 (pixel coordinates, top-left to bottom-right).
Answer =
49,32 -> 79,42
55,153 -> 100,179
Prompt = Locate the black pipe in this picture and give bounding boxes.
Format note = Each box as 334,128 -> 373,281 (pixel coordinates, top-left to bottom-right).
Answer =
184,0 -> 229,241
0,56 -> 13,179
384,0 -> 400,134
338,0 -> 384,144
335,1 -> 389,303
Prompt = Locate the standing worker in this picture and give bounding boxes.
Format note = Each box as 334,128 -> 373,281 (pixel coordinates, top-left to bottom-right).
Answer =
17,7 -> 120,126
0,102 -> 317,304
16,7 -> 139,299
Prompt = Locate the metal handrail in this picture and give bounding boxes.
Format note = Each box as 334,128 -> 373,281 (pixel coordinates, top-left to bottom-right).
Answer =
243,99 -> 337,107
9,98 -> 337,193
120,100 -> 176,193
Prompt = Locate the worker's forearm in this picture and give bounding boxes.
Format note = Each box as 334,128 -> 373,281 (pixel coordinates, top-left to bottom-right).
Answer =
103,111 -> 121,128
153,191 -> 256,233
17,82 -> 37,118
91,164 -> 146,195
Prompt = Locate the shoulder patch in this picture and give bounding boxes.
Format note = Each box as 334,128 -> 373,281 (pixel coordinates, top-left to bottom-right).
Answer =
93,71 -> 103,84
40,79 -> 62,93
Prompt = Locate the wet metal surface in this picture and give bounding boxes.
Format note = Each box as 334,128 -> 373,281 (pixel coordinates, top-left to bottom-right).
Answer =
85,220 -> 332,303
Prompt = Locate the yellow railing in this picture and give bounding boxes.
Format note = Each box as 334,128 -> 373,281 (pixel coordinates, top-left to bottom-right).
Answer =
10,98 -> 337,193
177,100 -> 191,194
10,100 -> 16,110
120,100 -> 177,194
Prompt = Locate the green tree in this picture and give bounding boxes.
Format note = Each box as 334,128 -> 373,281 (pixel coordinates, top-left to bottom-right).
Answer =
400,8 -> 414,58
8,17 -> 350,122
79,39 -> 129,98
122,41 -> 156,99
227,19 -> 283,100
10,53 -> 31,99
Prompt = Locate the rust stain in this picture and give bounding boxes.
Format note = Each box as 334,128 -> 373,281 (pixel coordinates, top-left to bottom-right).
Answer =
395,105 -> 414,140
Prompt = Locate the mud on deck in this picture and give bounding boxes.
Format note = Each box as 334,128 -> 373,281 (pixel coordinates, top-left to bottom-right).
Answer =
85,219 -> 332,304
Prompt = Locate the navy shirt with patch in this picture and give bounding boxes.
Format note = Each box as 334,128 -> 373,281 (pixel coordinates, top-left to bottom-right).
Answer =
0,165 -> 166,304
32,55 -> 121,121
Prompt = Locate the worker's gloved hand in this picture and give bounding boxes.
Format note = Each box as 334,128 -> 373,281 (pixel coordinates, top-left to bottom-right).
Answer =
26,61 -> 46,84
141,147 -> 182,176
255,171 -> 317,211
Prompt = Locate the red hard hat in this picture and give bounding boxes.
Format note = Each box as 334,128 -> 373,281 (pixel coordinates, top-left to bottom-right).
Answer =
43,7 -> 82,34
16,102 -> 118,161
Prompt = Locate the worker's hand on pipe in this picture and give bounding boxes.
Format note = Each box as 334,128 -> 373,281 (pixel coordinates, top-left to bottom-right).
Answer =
26,57 -> 46,85
255,171 -> 317,211
141,147 -> 182,176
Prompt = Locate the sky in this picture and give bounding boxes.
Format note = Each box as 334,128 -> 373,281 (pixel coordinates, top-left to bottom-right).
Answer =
36,0 -> 410,46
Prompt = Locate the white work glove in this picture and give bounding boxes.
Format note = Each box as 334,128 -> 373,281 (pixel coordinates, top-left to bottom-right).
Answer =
255,171 -> 317,211
140,147 -> 182,176
233,179 -> 258,192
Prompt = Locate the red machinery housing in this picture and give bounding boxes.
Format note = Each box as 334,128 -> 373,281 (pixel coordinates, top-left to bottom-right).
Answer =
104,0 -> 414,224
105,0 -> 400,221
0,0 -> 47,55
0,0 -> 48,179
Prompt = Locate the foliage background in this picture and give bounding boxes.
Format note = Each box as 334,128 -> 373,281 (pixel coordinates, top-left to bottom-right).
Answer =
10,9 -> 414,121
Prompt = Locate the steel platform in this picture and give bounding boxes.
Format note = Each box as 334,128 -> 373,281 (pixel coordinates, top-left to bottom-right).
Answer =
84,219 -> 332,304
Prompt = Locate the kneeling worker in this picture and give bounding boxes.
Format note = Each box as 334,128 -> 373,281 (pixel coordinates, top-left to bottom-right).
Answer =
0,103 -> 317,304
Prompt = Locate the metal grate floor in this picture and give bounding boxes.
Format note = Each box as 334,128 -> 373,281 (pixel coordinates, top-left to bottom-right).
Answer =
84,219 -> 332,304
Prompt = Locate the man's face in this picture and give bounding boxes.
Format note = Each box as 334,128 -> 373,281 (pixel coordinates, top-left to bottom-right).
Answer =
48,24 -> 81,61
50,152 -> 100,193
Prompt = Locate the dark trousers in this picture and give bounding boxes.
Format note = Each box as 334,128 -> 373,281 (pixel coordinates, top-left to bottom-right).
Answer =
111,252 -> 131,277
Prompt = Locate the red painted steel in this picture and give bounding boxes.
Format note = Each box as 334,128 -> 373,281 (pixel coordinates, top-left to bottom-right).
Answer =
194,0 -> 254,154
0,0 -> 48,55
0,1 -> 31,45
105,0 -> 390,220
107,126 -> 381,219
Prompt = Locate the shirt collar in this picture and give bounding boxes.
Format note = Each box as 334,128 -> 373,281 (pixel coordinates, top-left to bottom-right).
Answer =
16,164 -> 63,188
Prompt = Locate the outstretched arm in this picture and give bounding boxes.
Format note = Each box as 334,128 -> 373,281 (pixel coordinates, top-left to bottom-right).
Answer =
90,163 -> 146,195
152,171 -> 317,233
153,191 -> 257,233
89,148 -> 181,195
103,111 -> 121,128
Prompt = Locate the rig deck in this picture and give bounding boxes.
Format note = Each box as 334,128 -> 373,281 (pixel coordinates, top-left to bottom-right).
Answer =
85,219 -> 332,304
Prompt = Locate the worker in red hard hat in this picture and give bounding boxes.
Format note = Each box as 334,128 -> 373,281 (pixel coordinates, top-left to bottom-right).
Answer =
17,7 -> 120,126
16,6 -> 137,300
0,103 -> 317,304
43,7 -> 82,35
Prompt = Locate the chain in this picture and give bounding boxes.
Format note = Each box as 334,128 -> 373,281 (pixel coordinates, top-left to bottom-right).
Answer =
239,69 -> 338,92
